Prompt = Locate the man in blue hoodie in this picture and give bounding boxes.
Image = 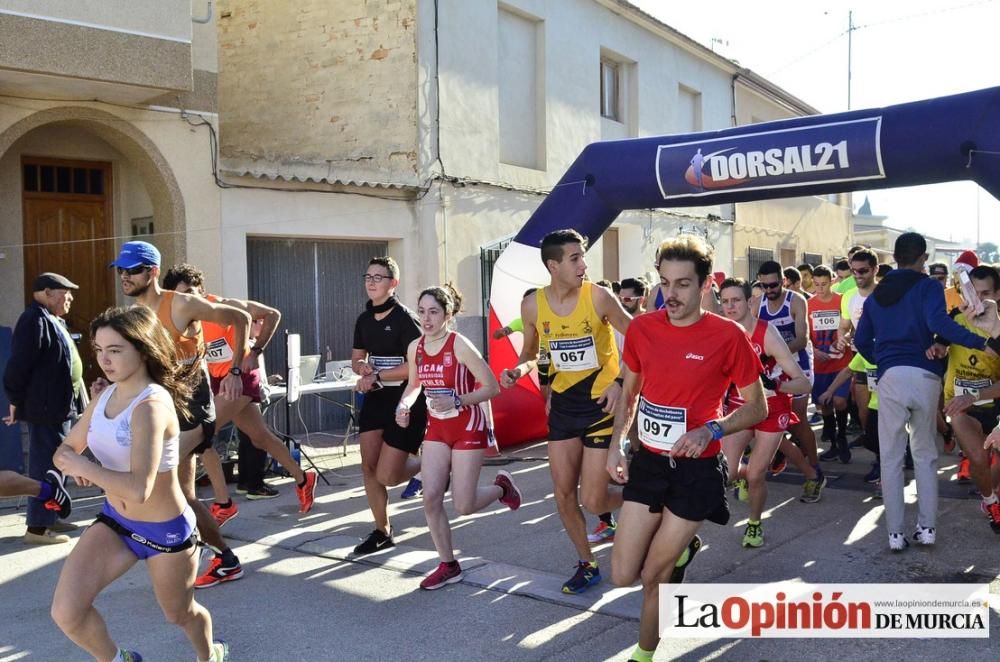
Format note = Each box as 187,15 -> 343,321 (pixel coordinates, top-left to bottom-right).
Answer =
855,233 -> 997,552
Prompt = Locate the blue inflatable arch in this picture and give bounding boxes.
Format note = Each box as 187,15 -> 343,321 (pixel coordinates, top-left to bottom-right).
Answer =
488,86 -> 1000,446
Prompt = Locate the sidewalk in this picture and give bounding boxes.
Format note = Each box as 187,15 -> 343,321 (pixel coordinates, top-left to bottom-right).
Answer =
1,434 -> 997,660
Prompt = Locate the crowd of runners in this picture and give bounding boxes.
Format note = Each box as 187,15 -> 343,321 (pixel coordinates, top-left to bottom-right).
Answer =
3,229 -> 1000,661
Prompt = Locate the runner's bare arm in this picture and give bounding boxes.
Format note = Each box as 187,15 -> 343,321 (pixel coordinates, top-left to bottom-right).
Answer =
211,295 -> 282,352
394,340 -> 423,424
176,292 -> 252,363
722,378 -> 768,434
607,364 -> 643,484
592,283 -> 632,335
453,334 -> 500,406
763,324 -> 811,395
500,293 -> 539,388
787,292 -> 809,353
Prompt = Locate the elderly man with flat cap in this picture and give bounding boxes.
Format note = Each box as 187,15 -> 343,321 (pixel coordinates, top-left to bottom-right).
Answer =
3,272 -> 85,544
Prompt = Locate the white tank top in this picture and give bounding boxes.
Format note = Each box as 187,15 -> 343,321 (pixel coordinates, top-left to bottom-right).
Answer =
88,383 -> 180,473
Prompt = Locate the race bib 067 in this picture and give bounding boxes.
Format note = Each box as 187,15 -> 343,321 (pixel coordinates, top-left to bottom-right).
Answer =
548,336 -> 599,371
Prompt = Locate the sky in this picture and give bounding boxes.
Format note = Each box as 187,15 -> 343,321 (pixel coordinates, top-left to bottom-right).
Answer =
632,0 -> 1000,247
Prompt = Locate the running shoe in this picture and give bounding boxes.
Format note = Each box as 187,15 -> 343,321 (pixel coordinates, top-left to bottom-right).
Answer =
742,521 -> 764,548
494,470 -> 522,510
849,433 -> 867,449
209,501 -> 239,527
864,462 -> 880,484
837,435 -> 852,464
669,535 -> 702,583
195,555 -> 244,589
769,451 -> 787,476
819,443 -> 839,462
888,532 -> 909,552
42,469 -> 72,519
353,528 -> 394,555
296,470 -> 318,513
732,478 -> 749,503
400,477 -> 423,499
211,640 -> 230,662
116,650 -> 142,662
873,480 -> 882,499
420,561 -> 463,590
983,500 -> 1000,534
235,484 -> 249,495
912,525 -> 936,546
246,484 -> 279,500
956,456 -> 971,483
799,475 -> 827,503
588,520 -> 616,544
562,561 -> 601,594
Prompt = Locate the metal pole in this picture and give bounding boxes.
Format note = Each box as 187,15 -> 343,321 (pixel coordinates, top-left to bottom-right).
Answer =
847,10 -> 853,110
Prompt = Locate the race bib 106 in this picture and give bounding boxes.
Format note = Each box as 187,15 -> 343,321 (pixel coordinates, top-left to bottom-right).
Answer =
637,397 -> 687,452
549,336 -> 599,371
811,310 -> 840,332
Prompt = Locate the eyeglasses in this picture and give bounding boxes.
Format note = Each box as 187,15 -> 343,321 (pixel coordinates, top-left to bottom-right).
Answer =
116,265 -> 151,276
759,281 -> 782,289
851,268 -> 872,276
363,274 -> 390,283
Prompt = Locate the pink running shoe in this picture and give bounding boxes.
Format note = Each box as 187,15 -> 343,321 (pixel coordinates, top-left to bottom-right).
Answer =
494,470 -> 522,511
420,561 -> 463,590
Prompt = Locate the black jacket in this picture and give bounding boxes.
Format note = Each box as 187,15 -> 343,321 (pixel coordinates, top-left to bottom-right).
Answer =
3,301 -> 75,424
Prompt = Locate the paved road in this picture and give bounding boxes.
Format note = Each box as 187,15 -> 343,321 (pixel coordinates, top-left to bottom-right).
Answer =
1,435 -> 997,660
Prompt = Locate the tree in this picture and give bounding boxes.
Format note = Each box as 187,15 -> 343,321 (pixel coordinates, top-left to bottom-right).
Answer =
977,242 -> 999,264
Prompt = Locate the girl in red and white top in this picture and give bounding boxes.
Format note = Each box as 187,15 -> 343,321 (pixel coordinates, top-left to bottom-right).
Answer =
395,284 -> 522,590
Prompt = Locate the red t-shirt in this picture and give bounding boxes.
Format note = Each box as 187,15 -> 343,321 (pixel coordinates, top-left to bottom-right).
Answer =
623,311 -> 763,457
806,294 -> 852,374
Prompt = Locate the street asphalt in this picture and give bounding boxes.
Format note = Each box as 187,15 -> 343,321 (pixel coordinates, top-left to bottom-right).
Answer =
1,426 -> 998,660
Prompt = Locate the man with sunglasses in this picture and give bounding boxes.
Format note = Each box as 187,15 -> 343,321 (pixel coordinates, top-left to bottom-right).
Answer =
110,240 -> 252,588
755,261 -> 824,500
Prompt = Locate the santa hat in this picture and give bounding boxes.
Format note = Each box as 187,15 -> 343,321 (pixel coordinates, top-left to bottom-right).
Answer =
954,250 -> 979,273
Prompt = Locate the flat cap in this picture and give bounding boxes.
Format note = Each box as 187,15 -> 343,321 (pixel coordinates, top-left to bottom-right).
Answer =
33,272 -> 79,291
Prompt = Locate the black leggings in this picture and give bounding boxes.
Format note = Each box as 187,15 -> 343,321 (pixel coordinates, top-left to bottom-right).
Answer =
864,410 -> 880,460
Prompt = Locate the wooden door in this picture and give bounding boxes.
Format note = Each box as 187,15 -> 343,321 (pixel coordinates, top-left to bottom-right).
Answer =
22,158 -> 114,382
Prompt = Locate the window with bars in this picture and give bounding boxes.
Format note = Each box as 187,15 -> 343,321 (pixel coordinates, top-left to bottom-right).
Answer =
747,247 -> 775,279
802,252 -> 823,267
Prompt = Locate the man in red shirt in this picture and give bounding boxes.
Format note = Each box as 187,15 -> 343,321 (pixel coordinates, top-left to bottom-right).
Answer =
808,265 -> 853,462
606,235 -> 766,662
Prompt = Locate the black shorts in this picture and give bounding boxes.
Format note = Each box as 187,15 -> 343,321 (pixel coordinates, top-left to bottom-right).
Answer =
548,392 -> 613,449
358,386 -> 427,455
966,406 -> 999,435
180,372 -> 216,454
623,449 -> 730,525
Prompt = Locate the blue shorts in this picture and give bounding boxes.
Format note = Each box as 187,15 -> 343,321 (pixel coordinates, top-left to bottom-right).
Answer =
812,372 -> 851,406
98,501 -> 197,560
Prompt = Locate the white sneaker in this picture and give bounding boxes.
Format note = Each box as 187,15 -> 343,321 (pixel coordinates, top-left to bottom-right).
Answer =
912,525 -> 936,546
888,532 -> 909,552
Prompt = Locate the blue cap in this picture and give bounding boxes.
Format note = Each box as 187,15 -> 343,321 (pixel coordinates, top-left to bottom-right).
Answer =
110,241 -> 160,268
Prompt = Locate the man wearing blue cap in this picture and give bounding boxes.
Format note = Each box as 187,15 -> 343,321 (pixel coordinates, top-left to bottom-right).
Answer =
4,272 -> 85,544
109,240 -> 253,587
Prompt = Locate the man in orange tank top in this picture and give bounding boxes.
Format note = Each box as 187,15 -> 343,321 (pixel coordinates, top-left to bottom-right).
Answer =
163,264 -> 318,521
111,241 -> 251,589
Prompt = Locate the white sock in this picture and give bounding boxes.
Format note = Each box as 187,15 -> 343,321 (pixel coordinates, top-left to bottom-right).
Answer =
983,493 -> 998,505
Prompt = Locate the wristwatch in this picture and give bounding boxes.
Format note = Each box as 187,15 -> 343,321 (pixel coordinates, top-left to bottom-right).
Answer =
250,346 -> 264,355
229,366 -> 243,376
453,393 -> 463,409
704,420 -> 724,440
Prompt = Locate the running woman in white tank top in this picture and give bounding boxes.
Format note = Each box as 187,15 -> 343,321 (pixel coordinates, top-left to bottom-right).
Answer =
51,306 -> 229,662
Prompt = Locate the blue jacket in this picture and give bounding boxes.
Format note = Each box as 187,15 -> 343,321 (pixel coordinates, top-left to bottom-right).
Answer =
855,269 -> 987,378
3,302 -> 76,424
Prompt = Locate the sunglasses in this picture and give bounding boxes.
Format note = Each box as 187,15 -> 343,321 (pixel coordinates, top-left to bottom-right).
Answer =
851,268 -> 872,276
363,274 -> 391,283
759,281 -> 782,289
116,265 -> 151,276
619,296 -> 640,303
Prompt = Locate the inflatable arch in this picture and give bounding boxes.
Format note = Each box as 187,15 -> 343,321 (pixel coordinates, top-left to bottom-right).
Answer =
488,85 -> 1000,446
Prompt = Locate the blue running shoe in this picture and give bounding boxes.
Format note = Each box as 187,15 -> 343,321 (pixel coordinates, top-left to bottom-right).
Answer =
400,477 -> 423,500
562,561 -> 601,594
118,651 -> 142,662
212,640 -> 230,662
864,462 -> 880,484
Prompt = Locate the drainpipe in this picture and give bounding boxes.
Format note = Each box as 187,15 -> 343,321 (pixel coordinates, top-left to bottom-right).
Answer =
193,1 -> 212,24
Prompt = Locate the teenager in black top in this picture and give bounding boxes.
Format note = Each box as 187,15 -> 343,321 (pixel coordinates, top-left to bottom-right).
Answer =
351,256 -> 427,554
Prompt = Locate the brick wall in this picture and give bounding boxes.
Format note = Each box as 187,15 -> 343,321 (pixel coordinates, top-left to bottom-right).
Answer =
217,0 -> 419,184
